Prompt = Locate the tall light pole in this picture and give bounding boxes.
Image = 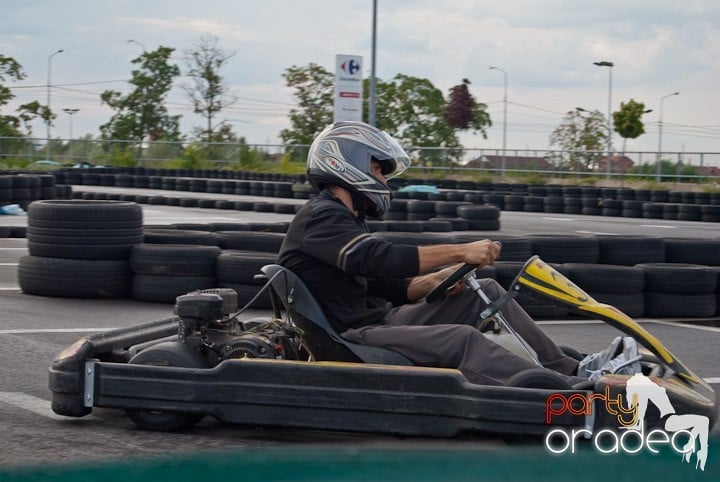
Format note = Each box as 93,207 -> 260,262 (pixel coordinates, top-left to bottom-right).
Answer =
656,91 -> 679,182
489,66 -> 507,177
593,61 -> 613,179
46,49 -> 64,160
369,0 -> 378,126
127,39 -> 146,52
62,108 -> 79,139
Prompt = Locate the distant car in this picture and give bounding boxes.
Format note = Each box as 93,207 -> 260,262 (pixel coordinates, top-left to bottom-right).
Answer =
29,160 -> 62,169
71,161 -> 105,169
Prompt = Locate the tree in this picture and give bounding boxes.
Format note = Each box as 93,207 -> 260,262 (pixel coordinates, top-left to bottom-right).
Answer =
380,74 -> 459,163
443,78 -> 492,137
100,46 -> 181,144
0,55 -> 52,137
550,109 -> 607,171
280,63 -> 334,146
613,99 -> 648,155
182,35 -> 237,144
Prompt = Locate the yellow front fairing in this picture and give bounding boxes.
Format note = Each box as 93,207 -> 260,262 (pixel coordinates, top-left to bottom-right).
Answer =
511,256 -> 700,384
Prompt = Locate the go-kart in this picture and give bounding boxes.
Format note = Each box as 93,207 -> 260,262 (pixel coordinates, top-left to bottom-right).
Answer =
49,256 -> 717,437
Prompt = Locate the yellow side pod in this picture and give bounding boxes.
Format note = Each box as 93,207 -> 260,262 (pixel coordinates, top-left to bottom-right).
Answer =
511,256 -> 700,385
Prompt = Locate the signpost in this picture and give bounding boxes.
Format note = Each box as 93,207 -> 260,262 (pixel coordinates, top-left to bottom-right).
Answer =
333,54 -> 363,123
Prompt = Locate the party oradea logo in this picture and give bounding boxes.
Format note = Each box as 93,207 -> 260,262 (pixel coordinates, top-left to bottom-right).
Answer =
544,373 -> 710,471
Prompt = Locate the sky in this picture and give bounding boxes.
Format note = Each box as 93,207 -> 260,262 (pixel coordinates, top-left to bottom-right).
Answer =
2,0 -> 719,163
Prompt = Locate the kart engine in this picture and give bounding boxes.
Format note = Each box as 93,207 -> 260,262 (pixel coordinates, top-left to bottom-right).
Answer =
174,288 -> 300,365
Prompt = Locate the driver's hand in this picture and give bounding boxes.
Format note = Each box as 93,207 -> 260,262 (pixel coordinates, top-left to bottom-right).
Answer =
434,264 -> 465,296
462,239 -> 501,266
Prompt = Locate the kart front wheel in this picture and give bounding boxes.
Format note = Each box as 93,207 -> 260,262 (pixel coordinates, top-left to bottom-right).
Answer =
125,342 -> 208,432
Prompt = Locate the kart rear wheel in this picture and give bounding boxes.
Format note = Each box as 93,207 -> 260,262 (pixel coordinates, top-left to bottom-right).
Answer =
126,342 -> 208,432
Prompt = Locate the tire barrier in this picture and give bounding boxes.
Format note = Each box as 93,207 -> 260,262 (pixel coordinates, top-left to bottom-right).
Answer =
0,174 -> 67,211
18,256 -> 133,298
19,199 -> 142,298
216,250 -> 277,309
565,264 -> 646,318
494,261 -> 570,319
129,244 -> 221,303
637,263 -> 717,318
526,234 -> 599,264
27,200 -> 143,260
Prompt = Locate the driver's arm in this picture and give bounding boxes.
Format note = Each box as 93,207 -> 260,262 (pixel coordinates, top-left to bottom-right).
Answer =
405,264 -> 462,303
417,239 -> 500,274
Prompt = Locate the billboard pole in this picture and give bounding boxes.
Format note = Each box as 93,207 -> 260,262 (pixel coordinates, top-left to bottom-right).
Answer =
369,0 -> 377,126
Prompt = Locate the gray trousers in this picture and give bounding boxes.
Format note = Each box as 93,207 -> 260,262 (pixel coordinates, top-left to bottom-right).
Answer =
342,278 -> 583,386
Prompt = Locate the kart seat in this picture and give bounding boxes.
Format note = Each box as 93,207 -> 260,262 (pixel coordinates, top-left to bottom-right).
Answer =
260,264 -> 413,366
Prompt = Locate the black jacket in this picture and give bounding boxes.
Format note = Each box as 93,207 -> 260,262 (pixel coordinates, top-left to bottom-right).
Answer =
277,190 -> 420,332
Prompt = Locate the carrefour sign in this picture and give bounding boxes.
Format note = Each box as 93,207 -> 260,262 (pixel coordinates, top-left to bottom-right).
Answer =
334,54 -> 363,122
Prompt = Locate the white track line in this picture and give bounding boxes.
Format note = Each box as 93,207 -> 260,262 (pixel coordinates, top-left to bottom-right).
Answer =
0,391 -> 97,420
0,328 -> 110,335
0,263 -> 19,266
537,319 -> 720,333
704,377 -> 720,384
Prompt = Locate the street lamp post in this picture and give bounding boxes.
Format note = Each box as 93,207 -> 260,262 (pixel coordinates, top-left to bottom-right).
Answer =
46,49 -> 64,160
593,61 -> 613,179
62,108 -> 80,140
656,91 -> 680,182
127,39 -> 146,52
489,66 -> 507,177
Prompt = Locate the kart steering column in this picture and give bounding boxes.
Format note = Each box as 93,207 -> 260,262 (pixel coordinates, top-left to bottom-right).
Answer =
465,274 -> 542,367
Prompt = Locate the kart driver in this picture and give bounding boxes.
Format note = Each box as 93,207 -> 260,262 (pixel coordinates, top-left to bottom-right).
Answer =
278,121 -> 640,387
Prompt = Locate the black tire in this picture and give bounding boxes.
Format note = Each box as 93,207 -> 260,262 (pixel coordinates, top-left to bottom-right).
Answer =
466,219 -> 501,231
126,342 -> 208,431
130,244 -> 221,276
636,263 -> 717,294
527,234 -> 599,263
434,201 -> 469,216
386,221 -> 425,233
27,199 -> 142,223
588,292 -> 645,318
430,217 -> 469,231
596,235 -> 665,266
405,200 -> 436,214
564,264 -> 645,294
18,256 -> 132,298
644,292 -> 716,318
213,231 -> 285,252
423,220 -> 452,232
143,229 -> 219,246
216,250 -> 278,284
457,204 -> 501,220
132,274 -> 218,303
664,238 -> 720,265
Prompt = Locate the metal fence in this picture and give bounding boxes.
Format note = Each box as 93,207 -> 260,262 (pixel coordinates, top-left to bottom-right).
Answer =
1,136 -> 719,182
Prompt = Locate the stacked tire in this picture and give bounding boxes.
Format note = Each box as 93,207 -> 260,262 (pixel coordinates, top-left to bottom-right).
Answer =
129,244 -> 220,303
216,250 -> 276,309
565,264 -> 645,318
638,263 -> 717,318
18,200 -> 142,298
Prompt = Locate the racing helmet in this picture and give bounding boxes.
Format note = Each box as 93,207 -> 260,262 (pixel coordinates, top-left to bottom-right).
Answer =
307,121 -> 410,217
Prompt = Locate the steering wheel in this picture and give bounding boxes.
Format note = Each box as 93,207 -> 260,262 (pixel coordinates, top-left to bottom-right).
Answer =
425,263 -> 478,304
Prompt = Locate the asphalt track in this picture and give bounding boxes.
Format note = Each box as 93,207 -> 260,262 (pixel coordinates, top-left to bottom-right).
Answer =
0,186 -> 719,473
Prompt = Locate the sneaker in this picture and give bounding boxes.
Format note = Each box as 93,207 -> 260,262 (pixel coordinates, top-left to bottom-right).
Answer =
576,336 -> 623,379
600,336 -> 642,376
